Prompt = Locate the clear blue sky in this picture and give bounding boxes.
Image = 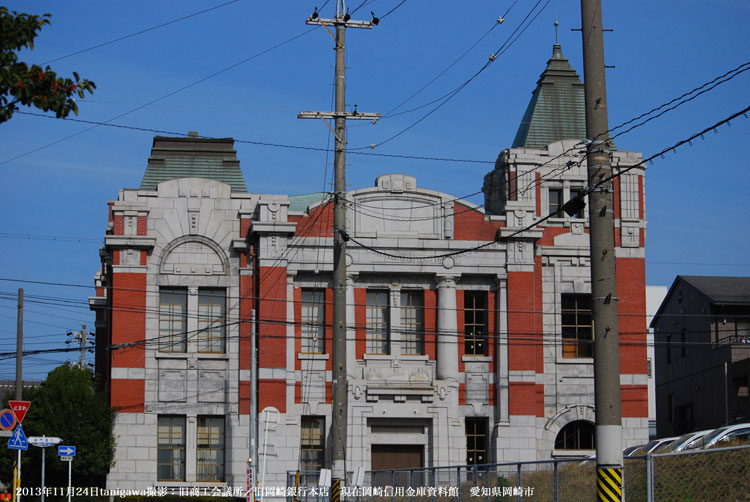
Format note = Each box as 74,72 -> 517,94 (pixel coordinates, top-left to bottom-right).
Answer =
1,0 -> 748,380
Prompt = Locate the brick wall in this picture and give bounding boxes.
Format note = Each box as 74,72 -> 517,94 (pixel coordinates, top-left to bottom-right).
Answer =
258,267 -> 287,368
111,378 -> 144,412
453,203 -> 503,241
111,273 -> 146,368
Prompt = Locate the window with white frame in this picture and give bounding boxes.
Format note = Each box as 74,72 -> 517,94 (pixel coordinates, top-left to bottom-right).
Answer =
301,289 -> 326,353
366,291 -> 389,354
400,291 -> 424,355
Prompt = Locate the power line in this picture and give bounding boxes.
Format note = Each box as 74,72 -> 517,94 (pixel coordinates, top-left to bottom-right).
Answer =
1,27 -> 317,166
40,0 -> 241,65
350,0 -> 552,151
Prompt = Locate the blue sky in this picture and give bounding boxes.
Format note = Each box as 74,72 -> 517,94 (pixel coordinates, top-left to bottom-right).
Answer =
0,0 -> 748,380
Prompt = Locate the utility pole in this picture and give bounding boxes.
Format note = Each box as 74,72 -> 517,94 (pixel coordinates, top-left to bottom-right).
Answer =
298,1 -> 380,498
16,288 -> 23,399
79,324 -> 88,368
580,1 -> 623,501
15,288 -> 23,502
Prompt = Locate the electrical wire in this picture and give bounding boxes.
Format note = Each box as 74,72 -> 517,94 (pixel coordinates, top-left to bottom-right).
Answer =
1,28 -> 317,166
40,1 -> 241,65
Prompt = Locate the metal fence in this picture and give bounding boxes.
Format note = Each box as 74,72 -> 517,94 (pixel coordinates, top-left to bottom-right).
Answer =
285,444 -> 750,502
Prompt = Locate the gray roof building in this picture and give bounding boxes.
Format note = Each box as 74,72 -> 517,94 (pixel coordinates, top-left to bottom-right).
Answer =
140,132 -> 247,193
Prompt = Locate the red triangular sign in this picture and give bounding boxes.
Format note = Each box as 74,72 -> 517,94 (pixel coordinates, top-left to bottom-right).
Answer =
8,401 -> 30,423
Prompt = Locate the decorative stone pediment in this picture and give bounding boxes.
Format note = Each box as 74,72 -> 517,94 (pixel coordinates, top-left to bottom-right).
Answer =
159,235 -> 228,275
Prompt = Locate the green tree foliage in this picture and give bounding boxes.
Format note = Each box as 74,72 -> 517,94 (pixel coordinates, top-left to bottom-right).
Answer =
0,7 -> 95,124
0,365 -> 114,490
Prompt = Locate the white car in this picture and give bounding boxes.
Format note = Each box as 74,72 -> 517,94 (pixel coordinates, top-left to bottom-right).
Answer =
659,430 -> 713,453
696,423 -> 750,449
630,436 -> 679,456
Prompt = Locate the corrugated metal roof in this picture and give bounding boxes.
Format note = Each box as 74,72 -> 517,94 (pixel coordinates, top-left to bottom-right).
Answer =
140,135 -> 247,192
512,44 -> 587,149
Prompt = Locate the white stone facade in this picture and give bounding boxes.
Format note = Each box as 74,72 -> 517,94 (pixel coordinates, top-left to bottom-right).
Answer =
92,138 -> 648,492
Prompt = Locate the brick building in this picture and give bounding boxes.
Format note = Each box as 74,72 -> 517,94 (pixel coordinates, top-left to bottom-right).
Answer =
90,43 -> 649,490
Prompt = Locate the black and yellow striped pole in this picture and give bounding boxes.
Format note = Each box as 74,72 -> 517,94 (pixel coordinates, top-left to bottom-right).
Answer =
580,0 -> 624,500
597,467 -> 622,502
331,479 -> 341,502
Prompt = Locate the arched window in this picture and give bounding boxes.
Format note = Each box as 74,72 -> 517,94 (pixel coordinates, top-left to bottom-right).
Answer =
555,420 -> 595,450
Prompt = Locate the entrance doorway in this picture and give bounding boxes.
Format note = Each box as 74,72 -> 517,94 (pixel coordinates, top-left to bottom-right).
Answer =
371,445 -> 424,487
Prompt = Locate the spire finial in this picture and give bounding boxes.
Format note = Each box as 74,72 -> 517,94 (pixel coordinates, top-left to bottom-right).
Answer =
554,18 -> 560,44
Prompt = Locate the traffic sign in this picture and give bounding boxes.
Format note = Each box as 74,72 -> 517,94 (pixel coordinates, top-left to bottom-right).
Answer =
0,410 -> 17,431
60,456 -> 73,462
8,425 -> 28,450
28,436 -> 62,448
58,445 -> 76,457
8,401 -> 31,423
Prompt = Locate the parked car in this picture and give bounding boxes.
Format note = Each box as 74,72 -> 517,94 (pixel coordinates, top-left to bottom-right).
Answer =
629,436 -> 679,456
659,429 -> 713,453
697,423 -> 750,449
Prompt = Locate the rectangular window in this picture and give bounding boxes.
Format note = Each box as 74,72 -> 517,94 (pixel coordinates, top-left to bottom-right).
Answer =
157,416 -> 185,481
570,189 -> 586,218
301,416 -> 325,472
198,289 -> 226,353
464,292 -> 488,356
400,291 -> 424,355
465,418 -> 488,465
197,416 -> 225,481
301,289 -> 326,353
548,188 -> 563,217
366,291 -> 389,355
159,289 -> 187,352
561,294 -> 593,358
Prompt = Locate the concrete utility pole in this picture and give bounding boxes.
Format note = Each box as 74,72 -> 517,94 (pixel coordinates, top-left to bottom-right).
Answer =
580,1 -> 623,501
298,1 -> 380,498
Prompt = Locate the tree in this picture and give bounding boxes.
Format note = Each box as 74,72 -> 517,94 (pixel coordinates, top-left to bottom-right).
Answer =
0,7 -> 95,124
0,365 -> 114,490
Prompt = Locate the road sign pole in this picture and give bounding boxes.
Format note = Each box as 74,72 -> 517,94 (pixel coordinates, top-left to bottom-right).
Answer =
16,450 -> 21,502
67,457 -> 71,502
41,446 -> 45,502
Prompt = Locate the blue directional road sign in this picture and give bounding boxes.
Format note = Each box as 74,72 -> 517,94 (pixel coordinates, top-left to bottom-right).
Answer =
8,425 -> 28,450
58,445 -> 76,457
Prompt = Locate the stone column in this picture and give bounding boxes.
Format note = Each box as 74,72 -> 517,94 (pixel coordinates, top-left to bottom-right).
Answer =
346,273 -> 357,375
495,275 -> 510,424
436,275 -> 459,381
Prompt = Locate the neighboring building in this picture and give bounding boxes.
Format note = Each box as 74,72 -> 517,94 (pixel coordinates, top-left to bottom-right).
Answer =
646,285 -> 668,438
0,380 -> 41,402
652,276 -> 750,437
91,43 -> 649,491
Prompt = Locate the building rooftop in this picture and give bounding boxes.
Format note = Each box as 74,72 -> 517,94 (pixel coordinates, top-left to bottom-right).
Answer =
512,43 -> 587,149
140,133 -> 248,193
678,275 -> 750,305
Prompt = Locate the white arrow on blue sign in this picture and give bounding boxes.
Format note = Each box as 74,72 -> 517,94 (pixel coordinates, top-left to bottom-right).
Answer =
8,425 -> 28,450
58,445 -> 76,457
